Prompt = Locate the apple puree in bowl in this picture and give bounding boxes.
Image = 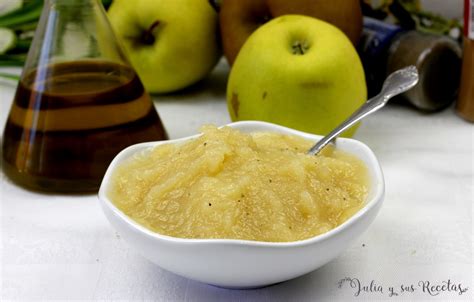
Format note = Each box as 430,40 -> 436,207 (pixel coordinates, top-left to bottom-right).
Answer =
107,125 -> 369,242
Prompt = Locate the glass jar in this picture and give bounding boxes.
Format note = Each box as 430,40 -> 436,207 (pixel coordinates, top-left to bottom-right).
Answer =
2,0 -> 168,192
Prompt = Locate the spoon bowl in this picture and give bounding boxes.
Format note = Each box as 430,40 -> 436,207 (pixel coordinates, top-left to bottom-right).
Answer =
98,121 -> 385,288
381,65 -> 419,98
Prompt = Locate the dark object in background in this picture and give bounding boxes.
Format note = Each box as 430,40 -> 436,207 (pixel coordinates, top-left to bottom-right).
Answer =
456,0 -> 474,122
360,0 -> 389,20
387,0 -> 417,30
359,17 -> 462,112
387,31 -> 462,111
209,0 -> 223,12
361,0 -> 463,42
358,17 -> 403,97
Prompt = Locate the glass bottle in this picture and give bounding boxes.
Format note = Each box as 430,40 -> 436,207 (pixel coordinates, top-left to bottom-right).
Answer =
2,0 -> 168,192
386,30 -> 462,112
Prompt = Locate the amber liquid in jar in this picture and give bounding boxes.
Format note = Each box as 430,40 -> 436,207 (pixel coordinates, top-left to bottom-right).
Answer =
2,61 -> 167,192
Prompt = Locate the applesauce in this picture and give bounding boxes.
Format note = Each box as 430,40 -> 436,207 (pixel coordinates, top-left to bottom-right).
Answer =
108,125 -> 369,242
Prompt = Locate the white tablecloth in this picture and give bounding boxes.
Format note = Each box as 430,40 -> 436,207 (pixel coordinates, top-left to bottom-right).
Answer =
1,61 -> 473,301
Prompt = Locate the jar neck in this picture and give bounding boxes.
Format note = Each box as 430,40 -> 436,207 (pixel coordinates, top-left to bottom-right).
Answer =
43,0 -> 104,25
46,0 -> 101,8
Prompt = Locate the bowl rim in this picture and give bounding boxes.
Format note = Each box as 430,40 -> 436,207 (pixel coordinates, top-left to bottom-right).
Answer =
98,120 -> 385,248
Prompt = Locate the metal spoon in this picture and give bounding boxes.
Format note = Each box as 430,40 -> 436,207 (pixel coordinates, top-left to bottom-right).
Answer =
307,65 -> 419,156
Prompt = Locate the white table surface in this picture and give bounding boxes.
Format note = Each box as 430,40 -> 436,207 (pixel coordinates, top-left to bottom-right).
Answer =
1,61 -> 473,301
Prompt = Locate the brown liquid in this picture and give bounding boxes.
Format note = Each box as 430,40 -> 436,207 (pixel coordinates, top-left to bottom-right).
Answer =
2,61 -> 168,192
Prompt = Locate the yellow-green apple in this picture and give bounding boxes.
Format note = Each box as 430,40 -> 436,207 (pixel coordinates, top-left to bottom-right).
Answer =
219,0 -> 362,65
108,0 -> 221,93
227,15 -> 366,137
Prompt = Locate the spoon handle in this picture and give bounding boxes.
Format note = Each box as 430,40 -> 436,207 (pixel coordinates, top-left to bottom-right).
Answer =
307,65 -> 419,156
307,94 -> 387,155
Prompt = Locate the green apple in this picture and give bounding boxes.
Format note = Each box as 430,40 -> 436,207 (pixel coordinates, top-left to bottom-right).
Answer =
227,15 -> 366,137
108,0 -> 220,93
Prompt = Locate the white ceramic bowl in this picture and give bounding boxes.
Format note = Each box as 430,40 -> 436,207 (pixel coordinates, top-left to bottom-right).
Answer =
98,121 -> 385,289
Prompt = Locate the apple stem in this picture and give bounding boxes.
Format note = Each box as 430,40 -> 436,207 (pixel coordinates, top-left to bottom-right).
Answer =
292,41 -> 307,55
142,20 -> 161,45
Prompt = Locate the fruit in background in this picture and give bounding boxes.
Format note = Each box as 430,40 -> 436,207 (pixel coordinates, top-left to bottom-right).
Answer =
108,0 -> 220,93
266,0 -> 362,44
0,0 -> 23,17
227,15 -> 366,137
219,0 -> 271,65
219,0 -> 362,65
